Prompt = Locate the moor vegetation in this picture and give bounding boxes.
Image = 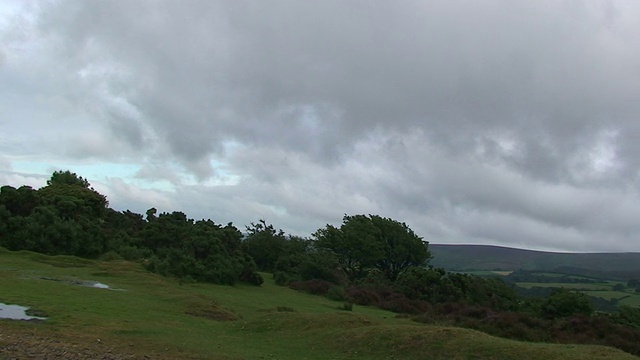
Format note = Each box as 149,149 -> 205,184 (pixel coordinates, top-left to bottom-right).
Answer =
3,170 -> 640,358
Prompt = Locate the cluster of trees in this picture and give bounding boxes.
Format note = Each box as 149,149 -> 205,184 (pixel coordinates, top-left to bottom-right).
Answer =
0,171 -> 109,257
0,171 -> 434,288
627,278 -> 640,293
0,171 -> 262,285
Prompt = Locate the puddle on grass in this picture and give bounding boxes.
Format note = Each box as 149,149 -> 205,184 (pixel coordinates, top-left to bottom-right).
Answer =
72,280 -> 111,289
0,302 -> 46,321
40,277 -> 121,290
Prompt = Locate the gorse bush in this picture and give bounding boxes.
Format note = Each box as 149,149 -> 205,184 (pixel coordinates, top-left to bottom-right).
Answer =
288,279 -> 333,295
346,286 -> 382,306
325,285 -> 347,302
541,289 -> 594,318
378,297 -> 432,314
341,302 -> 353,311
412,303 -> 640,357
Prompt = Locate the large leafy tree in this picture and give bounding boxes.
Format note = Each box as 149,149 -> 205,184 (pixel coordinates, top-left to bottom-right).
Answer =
242,220 -> 288,272
0,172 -> 108,257
314,215 -> 382,282
47,170 -> 91,188
314,214 -> 431,282
370,215 -> 431,281
39,171 -> 108,218
0,185 -> 40,217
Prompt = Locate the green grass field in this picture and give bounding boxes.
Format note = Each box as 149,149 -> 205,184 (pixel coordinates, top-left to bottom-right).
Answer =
1,248 -> 638,359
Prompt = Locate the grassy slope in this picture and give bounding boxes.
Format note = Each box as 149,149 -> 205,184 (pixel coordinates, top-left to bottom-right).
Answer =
0,247 -> 637,360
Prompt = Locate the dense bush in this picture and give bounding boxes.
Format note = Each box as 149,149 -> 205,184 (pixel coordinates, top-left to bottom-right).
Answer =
288,279 -> 333,295
378,297 -> 432,314
346,286 -> 382,306
413,303 -> 640,357
0,172 -> 263,286
325,285 -> 348,301
541,289 -> 594,318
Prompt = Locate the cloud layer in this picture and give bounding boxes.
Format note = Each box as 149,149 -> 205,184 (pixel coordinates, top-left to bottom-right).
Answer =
2,1 -> 640,251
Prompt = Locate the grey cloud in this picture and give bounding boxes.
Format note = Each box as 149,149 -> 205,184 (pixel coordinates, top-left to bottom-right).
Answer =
4,0 -> 640,251
33,1 -> 640,172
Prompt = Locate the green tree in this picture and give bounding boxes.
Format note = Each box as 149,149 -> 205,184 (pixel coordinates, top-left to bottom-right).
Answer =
396,266 -> 448,301
47,170 -> 91,188
314,215 -> 430,282
39,171 -> 108,218
369,215 -> 431,281
541,289 -> 594,318
0,185 -> 40,217
613,283 -> 626,292
314,215 -> 383,282
242,220 -> 287,271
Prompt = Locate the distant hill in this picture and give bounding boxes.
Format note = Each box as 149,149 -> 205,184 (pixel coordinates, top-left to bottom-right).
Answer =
429,244 -> 640,280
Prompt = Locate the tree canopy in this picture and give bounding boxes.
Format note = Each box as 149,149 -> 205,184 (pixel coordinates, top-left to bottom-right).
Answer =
47,170 -> 92,188
0,170 -> 262,285
314,214 -> 431,282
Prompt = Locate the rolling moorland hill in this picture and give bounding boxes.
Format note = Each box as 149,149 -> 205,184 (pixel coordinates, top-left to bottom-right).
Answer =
429,244 -> 640,280
1,247 -> 638,360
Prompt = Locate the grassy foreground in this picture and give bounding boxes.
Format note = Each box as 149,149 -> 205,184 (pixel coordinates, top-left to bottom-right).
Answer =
0,247 -> 637,359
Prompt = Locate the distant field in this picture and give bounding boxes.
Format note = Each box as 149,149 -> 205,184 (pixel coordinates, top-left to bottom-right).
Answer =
516,282 -> 612,291
458,270 -> 513,276
620,296 -> 640,307
459,268 -> 640,310
1,248 -> 637,359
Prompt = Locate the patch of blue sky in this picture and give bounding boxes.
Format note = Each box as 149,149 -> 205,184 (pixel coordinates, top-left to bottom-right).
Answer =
166,158 -> 240,187
11,160 -> 138,183
206,159 -> 241,186
9,157 -> 239,191
0,1 -> 21,28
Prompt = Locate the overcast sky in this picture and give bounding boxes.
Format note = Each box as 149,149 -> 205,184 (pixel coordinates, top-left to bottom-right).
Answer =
2,1 -> 640,252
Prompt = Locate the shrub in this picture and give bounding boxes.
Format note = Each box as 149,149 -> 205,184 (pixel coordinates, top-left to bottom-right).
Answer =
288,279 -> 333,295
459,306 -> 491,319
346,286 -> 382,306
273,271 -> 287,285
117,245 -> 152,261
613,306 -> 640,329
99,250 -> 123,261
240,271 -> 264,286
541,289 -> 594,318
341,302 -> 353,311
326,285 -> 347,301
379,297 -> 432,314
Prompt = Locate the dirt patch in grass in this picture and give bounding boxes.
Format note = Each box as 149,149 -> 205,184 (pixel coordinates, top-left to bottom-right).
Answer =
0,322 -> 206,360
184,301 -> 239,322
0,325 -> 148,359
